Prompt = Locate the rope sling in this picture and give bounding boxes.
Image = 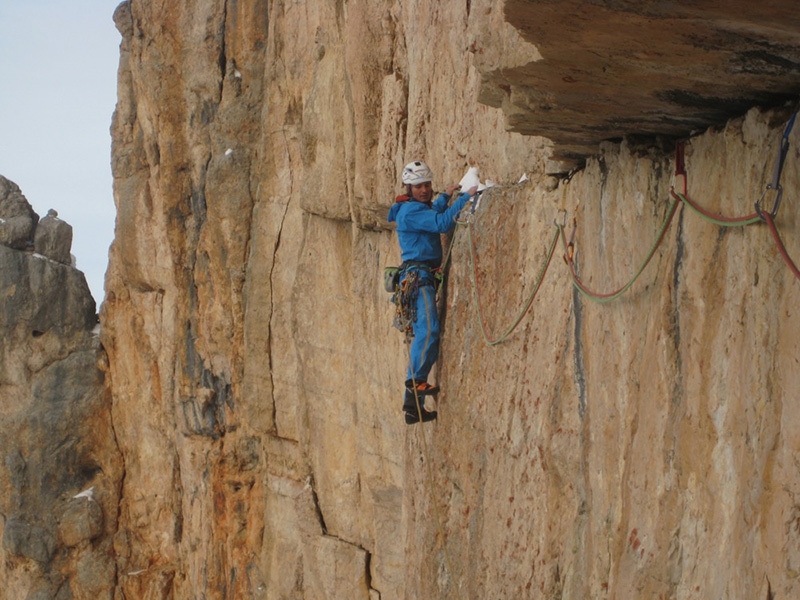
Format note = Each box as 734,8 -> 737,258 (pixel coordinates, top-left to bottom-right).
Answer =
459,107 -> 799,332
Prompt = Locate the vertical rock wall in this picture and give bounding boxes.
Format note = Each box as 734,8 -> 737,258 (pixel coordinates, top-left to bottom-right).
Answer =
439,108 -> 800,599
100,0 -> 800,599
0,177 -> 121,599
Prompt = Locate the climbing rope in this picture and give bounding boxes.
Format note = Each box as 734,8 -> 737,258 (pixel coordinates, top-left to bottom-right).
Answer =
559,192 -> 681,303
393,116 -> 799,598
465,221 -> 559,344
673,190 -> 762,226
390,112 -> 799,600
756,108 -> 800,281
393,254 -> 460,593
457,109 -> 799,321
670,139 -> 761,226
405,302 -> 462,598
763,210 -> 800,281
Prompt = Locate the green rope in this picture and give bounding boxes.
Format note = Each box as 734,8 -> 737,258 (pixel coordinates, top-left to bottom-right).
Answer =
467,222 -> 559,345
674,191 -> 762,227
560,195 -> 681,303
447,183 -> 768,336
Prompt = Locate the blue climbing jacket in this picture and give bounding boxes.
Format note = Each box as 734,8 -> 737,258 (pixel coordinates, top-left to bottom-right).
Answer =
387,191 -> 472,265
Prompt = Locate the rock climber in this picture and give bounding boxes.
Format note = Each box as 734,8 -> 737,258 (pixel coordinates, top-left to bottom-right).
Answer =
387,160 -> 478,424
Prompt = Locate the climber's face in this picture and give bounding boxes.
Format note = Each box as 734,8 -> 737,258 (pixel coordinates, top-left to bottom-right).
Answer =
410,181 -> 432,203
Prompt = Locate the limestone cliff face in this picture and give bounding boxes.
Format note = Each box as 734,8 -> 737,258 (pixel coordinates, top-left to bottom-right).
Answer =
0,177 -> 121,599
92,0 -> 800,599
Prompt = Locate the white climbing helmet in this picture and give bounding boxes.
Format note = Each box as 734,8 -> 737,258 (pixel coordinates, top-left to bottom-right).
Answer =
401,161 -> 434,185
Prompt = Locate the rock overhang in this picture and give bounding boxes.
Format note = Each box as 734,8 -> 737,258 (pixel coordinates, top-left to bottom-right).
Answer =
478,0 -> 800,170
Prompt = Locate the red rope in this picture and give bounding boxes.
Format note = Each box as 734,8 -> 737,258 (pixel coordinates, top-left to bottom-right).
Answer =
764,212 -> 800,281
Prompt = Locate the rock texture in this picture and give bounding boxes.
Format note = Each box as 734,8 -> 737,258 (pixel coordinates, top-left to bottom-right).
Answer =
0,175 -> 39,250
0,179 -> 121,598
487,0 -> 800,163
34,209 -> 74,265
6,0 -> 800,599
440,111 -> 800,598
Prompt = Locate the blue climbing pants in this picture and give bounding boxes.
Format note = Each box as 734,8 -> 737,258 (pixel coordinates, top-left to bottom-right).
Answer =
407,281 -> 440,382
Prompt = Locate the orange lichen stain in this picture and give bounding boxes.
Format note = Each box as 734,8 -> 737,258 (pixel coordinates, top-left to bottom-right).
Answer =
628,528 -> 642,552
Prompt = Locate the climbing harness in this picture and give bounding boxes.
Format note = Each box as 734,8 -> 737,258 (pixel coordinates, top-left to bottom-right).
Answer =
391,264 -> 443,342
392,269 -> 421,341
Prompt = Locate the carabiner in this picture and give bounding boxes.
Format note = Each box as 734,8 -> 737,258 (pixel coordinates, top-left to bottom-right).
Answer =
469,189 -> 484,215
755,184 -> 783,220
756,108 -> 797,219
567,218 -> 577,262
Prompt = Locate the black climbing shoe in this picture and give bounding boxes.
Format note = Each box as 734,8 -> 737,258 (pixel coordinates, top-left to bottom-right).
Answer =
404,407 -> 438,424
402,389 -> 436,424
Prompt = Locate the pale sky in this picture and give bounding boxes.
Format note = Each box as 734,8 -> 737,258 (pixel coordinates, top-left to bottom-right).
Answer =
0,0 -> 121,304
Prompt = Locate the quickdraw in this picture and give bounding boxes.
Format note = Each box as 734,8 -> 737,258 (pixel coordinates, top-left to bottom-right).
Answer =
391,267 -> 443,341
756,109 -> 796,220
391,270 -> 420,342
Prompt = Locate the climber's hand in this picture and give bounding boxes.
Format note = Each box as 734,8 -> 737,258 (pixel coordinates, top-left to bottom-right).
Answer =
465,185 -> 479,197
445,183 -> 461,196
